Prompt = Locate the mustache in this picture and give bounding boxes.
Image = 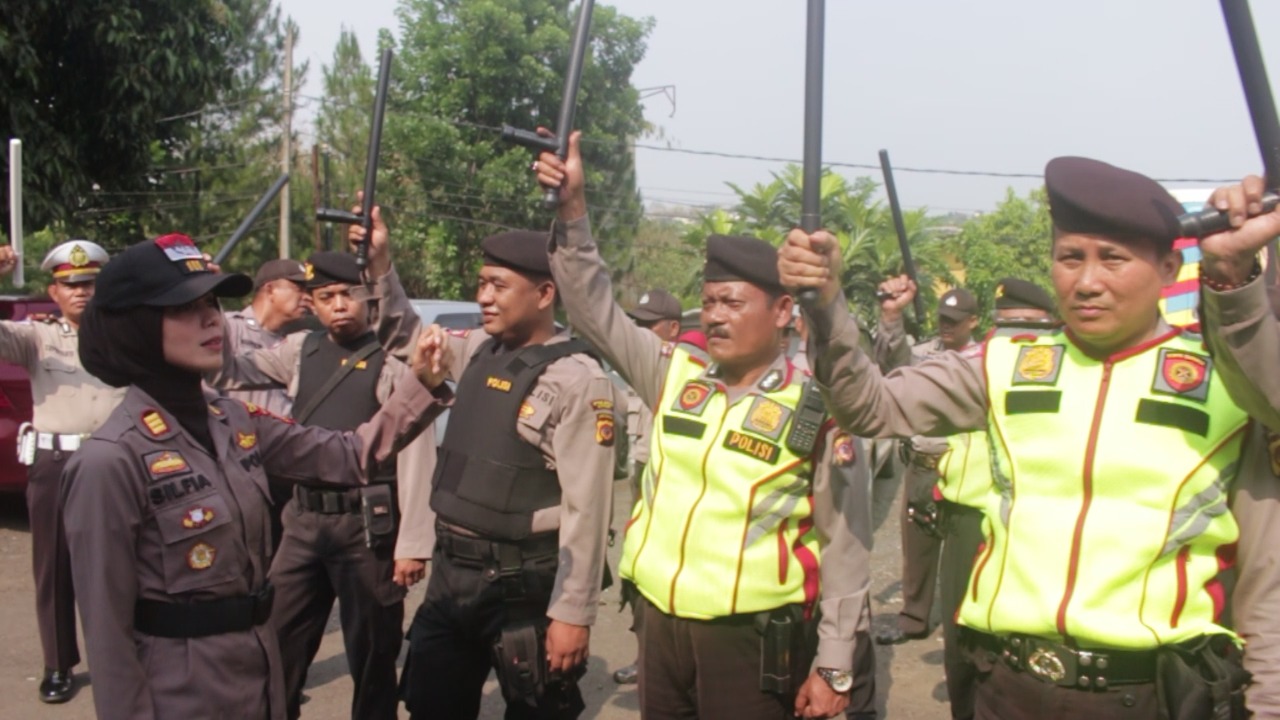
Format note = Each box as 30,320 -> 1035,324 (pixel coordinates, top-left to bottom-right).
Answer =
706,325 -> 730,339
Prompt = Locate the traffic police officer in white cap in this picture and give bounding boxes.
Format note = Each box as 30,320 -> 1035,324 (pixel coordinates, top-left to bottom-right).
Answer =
0,239 -> 122,703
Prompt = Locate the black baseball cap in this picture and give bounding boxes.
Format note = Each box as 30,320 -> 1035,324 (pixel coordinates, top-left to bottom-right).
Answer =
629,289 -> 682,322
304,251 -> 363,289
254,258 -> 308,290
937,288 -> 978,321
92,234 -> 252,312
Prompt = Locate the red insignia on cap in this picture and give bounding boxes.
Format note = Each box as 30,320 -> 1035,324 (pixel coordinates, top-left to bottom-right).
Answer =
1162,352 -> 1207,394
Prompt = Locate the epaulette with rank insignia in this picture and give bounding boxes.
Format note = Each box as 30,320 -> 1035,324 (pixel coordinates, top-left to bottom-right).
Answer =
241,401 -> 295,424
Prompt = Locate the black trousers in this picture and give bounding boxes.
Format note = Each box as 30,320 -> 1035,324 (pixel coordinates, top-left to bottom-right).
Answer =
28,450 -> 80,671
402,547 -> 583,720
938,503 -> 985,720
268,500 -> 405,720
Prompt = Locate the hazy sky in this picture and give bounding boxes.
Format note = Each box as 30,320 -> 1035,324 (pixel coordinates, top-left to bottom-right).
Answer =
277,0 -> 1279,216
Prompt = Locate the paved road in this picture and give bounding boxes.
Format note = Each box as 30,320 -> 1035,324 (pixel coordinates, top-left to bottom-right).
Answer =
0,465 -> 953,719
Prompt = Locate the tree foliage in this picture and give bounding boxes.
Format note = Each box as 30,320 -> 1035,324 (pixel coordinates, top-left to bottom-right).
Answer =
1,0 -> 288,240
379,0 -> 653,298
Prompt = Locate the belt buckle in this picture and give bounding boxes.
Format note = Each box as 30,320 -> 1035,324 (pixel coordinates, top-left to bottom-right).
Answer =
321,492 -> 340,514
1026,644 -> 1069,684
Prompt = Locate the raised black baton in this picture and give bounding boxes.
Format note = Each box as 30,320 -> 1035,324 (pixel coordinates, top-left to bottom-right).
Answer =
213,173 -> 290,266
795,0 -> 826,307
878,149 -> 927,323
503,0 -> 595,209
1178,0 -> 1279,238
315,48 -> 393,269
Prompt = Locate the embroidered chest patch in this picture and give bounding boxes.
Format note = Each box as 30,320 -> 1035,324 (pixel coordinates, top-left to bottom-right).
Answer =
181,507 -> 216,529
673,381 -> 714,416
723,430 -> 780,465
743,397 -> 791,441
145,451 -> 189,479
187,542 -> 217,570
1012,345 -> 1064,386
1153,349 -> 1211,403
236,432 -> 258,450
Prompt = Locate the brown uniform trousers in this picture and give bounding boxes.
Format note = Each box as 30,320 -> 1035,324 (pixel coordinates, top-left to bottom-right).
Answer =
0,318 -> 124,673
26,448 -> 79,671
897,457 -> 943,636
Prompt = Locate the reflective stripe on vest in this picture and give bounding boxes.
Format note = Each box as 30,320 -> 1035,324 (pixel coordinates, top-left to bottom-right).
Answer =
960,328 -> 1248,649
619,346 -> 820,619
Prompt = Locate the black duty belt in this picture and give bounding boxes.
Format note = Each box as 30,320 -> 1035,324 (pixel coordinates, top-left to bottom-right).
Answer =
963,627 -> 1157,690
293,482 -> 394,514
435,521 -> 560,565
135,583 -> 274,639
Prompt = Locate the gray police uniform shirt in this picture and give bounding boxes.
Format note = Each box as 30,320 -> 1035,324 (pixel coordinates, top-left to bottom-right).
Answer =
1201,277 -> 1280,717
374,267 -> 619,629
209,331 -> 440,562
220,307 -> 292,417
547,214 -> 873,672
0,318 -> 124,433
62,380 -> 446,720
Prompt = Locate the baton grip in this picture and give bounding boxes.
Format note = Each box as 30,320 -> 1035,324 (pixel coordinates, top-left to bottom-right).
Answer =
1178,191 -> 1279,238
316,208 -> 362,225
502,125 -> 560,154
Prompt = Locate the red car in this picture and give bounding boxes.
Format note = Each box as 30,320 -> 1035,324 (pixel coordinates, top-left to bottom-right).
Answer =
0,294 -> 60,493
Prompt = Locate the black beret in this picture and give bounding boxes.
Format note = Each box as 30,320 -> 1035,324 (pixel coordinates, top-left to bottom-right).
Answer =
482,230 -> 552,277
704,234 -> 783,293
1045,157 -> 1183,247
304,251 -> 362,289
995,277 -> 1056,314
92,234 -> 251,312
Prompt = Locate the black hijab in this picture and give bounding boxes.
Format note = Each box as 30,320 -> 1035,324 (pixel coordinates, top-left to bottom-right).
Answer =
79,302 -> 215,453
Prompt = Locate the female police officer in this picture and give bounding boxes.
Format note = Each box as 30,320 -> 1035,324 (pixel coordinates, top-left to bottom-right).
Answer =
61,233 -> 453,720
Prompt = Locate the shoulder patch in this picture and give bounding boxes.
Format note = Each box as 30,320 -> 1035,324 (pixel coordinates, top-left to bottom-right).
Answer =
1152,349 -> 1211,403
141,410 -> 169,437
595,413 -> 616,446
833,432 -> 856,467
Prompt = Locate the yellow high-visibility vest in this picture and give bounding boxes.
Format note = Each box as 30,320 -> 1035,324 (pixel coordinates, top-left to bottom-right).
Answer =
960,328 -> 1248,648
620,345 -> 823,619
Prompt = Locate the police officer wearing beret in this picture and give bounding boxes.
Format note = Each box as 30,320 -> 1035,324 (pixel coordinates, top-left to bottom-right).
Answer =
782,156 -> 1256,719
932,277 -> 1056,720
1190,173 -> 1280,716
0,239 -> 121,702
63,233 -> 451,720
536,134 -> 872,720
357,211 -> 620,719
871,284 -> 981,648
211,250 -> 438,720
221,258 -> 312,417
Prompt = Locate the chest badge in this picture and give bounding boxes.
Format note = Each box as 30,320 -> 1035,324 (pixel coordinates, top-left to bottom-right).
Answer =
236,432 -> 257,450
148,451 -> 189,478
486,376 -> 513,392
187,542 -> 217,570
744,397 -> 791,441
519,402 -> 536,419
1012,345 -> 1064,386
1154,349 -> 1210,402
675,381 -> 713,415
182,507 -> 216,530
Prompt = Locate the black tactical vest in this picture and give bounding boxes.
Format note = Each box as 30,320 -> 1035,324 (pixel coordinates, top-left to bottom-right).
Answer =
294,331 -> 395,482
431,337 -> 592,540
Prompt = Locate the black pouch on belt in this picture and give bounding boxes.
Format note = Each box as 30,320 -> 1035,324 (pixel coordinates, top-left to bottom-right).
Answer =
493,621 -> 547,708
359,484 -> 399,551
1156,635 -> 1251,720
756,605 -> 814,696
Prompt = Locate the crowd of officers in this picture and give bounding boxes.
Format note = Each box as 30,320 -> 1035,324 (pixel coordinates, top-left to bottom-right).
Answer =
1,138 -> 1279,720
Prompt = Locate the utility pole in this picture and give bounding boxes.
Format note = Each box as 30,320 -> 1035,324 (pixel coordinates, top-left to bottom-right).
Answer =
310,144 -> 321,251
279,25 -> 293,259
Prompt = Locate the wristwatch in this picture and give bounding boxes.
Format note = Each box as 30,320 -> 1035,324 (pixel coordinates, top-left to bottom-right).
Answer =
816,667 -> 854,693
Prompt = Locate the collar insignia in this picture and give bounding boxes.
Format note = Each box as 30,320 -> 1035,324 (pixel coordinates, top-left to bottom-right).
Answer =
236,432 -> 257,450
757,369 -> 784,392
